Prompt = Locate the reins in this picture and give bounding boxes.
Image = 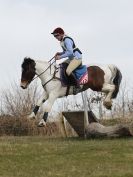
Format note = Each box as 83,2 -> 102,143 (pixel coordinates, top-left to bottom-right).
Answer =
32,57 -> 55,81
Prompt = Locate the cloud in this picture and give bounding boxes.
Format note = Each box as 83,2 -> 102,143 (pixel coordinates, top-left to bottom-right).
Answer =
0,0 -> 133,89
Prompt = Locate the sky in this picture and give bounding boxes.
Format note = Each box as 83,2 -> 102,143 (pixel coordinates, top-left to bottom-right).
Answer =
0,0 -> 133,90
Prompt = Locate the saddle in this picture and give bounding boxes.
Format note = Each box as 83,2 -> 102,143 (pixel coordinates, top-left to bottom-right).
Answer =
60,62 -> 88,95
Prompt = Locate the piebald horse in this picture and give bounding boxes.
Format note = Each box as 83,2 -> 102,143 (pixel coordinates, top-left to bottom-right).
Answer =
20,57 -> 122,126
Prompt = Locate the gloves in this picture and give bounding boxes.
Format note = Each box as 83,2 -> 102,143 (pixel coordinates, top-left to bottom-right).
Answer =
55,52 -> 61,56
54,52 -> 61,60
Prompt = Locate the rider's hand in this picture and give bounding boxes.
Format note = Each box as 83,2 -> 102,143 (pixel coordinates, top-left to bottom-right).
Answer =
55,55 -> 60,60
55,52 -> 61,56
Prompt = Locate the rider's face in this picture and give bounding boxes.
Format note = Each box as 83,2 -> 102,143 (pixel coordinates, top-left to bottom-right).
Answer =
54,34 -> 63,41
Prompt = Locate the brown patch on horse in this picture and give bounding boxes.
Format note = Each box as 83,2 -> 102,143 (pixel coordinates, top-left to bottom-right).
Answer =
21,58 -> 36,83
83,66 -> 105,91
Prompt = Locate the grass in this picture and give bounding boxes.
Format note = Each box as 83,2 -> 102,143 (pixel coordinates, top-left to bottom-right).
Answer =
0,136 -> 133,177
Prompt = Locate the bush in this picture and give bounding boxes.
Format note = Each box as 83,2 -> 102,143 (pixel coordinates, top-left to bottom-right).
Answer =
0,115 -> 61,136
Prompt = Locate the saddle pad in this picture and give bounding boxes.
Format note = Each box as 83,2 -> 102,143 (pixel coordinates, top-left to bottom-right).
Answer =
60,63 -> 88,86
78,71 -> 88,85
73,65 -> 88,85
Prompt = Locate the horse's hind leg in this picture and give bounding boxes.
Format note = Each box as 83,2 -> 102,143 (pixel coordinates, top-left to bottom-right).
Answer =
102,83 -> 115,109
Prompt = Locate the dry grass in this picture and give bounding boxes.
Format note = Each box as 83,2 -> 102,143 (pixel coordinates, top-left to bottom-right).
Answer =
100,116 -> 133,126
1,114 -> 133,137
0,115 -> 62,137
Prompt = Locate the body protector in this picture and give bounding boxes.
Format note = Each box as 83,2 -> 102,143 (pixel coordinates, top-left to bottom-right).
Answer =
60,36 -> 82,54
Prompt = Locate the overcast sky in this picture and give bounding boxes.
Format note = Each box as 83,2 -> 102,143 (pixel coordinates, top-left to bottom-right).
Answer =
0,0 -> 133,90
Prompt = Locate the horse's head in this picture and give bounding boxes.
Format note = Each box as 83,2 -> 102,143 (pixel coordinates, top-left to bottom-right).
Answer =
21,57 -> 36,89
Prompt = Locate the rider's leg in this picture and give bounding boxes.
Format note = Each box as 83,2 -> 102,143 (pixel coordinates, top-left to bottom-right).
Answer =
66,59 -> 82,83
66,58 -> 82,76
66,58 -> 82,94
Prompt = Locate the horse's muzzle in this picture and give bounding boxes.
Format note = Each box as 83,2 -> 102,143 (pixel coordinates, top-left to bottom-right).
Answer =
20,82 -> 28,89
21,85 -> 27,89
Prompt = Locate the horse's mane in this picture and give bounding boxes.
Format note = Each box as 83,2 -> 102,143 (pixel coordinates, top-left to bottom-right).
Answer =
22,57 -> 35,69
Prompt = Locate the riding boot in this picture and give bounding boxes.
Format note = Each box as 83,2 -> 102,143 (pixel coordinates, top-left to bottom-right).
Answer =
70,73 -> 82,95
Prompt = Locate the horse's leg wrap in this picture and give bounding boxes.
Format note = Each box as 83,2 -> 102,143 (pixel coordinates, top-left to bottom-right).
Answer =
33,99 -> 46,114
28,93 -> 47,120
43,112 -> 48,122
38,112 -> 48,127
33,105 -> 40,115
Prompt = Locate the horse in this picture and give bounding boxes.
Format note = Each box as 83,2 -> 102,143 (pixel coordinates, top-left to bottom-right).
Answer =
20,57 -> 122,127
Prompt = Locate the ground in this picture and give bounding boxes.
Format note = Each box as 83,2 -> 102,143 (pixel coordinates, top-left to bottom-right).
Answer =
0,136 -> 133,177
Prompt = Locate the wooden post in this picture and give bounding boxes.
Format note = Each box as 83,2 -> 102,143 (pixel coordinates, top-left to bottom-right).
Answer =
60,115 -> 68,137
81,91 -> 89,137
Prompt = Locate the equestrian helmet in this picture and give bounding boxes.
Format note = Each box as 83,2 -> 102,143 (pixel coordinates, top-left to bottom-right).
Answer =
51,27 -> 64,35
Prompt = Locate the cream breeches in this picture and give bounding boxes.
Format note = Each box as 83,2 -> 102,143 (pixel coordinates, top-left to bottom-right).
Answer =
65,58 -> 82,76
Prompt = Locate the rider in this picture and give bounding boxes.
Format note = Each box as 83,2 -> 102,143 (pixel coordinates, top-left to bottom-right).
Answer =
51,27 -> 82,91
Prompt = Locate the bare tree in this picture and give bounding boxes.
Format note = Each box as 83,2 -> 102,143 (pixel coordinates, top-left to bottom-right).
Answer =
0,81 -> 41,117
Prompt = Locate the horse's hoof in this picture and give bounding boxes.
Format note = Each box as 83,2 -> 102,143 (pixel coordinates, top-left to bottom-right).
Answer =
105,105 -> 112,110
38,119 -> 46,127
27,112 -> 36,120
103,101 -> 112,110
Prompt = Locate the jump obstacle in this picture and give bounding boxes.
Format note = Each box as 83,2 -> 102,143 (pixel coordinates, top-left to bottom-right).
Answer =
62,91 -> 133,138
62,91 -> 98,137
62,110 -> 98,137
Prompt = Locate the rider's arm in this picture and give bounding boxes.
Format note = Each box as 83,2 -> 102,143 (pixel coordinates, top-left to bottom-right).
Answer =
59,38 -> 74,59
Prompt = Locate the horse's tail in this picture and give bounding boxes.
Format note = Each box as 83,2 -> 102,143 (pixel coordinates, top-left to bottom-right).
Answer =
109,65 -> 122,99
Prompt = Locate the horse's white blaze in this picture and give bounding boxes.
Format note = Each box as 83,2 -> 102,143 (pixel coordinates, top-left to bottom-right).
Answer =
20,81 -> 28,88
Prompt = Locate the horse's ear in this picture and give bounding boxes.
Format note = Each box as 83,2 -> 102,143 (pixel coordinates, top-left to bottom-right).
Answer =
22,57 -> 28,67
24,56 -> 28,61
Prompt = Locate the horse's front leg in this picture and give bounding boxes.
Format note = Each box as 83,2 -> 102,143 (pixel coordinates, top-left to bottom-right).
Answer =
28,91 -> 48,120
38,92 -> 58,127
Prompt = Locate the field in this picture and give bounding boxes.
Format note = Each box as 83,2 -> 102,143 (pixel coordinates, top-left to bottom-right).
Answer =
0,136 -> 133,177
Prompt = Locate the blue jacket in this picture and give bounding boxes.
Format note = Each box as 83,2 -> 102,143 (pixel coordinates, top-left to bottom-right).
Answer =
59,36 -> 82,60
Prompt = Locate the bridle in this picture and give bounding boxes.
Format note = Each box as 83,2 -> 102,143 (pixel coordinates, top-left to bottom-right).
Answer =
32,57 -> 55,82
31,57 -> 59,87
